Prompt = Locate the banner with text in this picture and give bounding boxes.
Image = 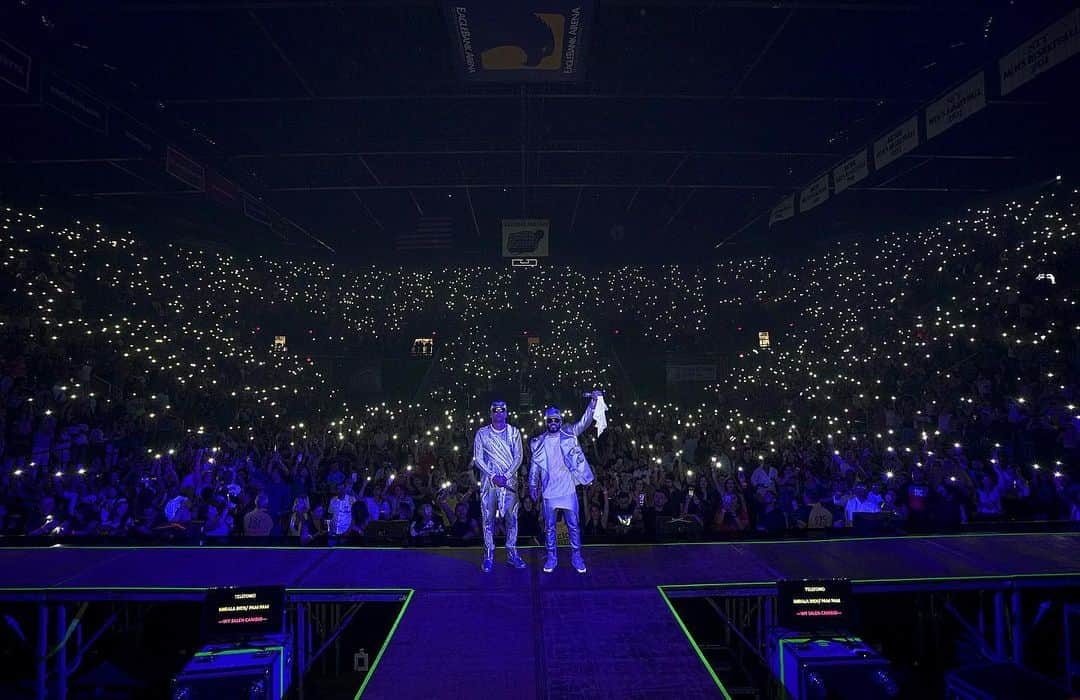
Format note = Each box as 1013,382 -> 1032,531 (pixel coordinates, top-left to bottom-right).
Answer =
926,72 -> 986,140
769,194 -> 795,227
0,39 -> 31,94
999,9 -> 1080,96
832,149 -> 868,194
165,146 -> 205,191
873,116 -> 918,171
444,1 -> 593,82
111,111 -> 161,159
242,193 -> 271,226
205,170 -> 241,211
42,72 -> 108,134
502,219 -> 550,257
799,173 -> 830,213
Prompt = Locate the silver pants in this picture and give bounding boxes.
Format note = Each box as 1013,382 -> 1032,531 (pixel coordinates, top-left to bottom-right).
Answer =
480,484 -> 519,556
542,496 -> 581,554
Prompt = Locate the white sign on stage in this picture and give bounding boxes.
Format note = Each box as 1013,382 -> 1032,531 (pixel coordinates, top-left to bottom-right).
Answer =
999,9 -> 1080,96
926,72 -> 986,140
873,116 -> 919,171
833,149 -> 868,194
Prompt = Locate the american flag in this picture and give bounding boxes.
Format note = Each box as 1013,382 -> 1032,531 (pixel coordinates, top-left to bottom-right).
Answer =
397,217 -> 454,252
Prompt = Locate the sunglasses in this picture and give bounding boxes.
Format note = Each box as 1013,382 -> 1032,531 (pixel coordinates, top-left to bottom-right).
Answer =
491,407 -> 507,413
545,417 -> 562,423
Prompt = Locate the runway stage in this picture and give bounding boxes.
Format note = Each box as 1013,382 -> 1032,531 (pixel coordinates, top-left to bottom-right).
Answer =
1,532 -> 1077,699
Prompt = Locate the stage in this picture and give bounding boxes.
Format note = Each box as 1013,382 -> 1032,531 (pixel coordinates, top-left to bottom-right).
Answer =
1,532 -> 1077,698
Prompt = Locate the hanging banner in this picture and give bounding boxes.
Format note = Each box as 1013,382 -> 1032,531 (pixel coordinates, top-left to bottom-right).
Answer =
111,111 -> 160,159
42,72 -> 108,134
242,193 -> 271,226
999,9 -> 1080,96
873,116 -> 918,171
444,1 -> 593,82
165,146 -> 205,191
832,149 -> 868,194
502,219 -> 549,256
0,39 -> 31,94
205,170 -> 241,210
926,72 -> 986,140
769,194 -> 795,227
799,173 -> 830,213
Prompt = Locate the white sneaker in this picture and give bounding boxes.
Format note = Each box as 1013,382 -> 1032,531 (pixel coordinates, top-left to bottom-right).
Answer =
571,551 -> 587,573
543,553 -> 557,573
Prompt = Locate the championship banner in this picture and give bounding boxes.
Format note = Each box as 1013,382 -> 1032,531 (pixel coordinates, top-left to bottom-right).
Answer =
926,72 -> 986,140
769,194 -> 795,227
873,116 -> 918,171
444,1 -> 593,82
799,173 -> 830,213
165,146 -> 205,191
832,149 -> 868,194
666,364 -> 718,384
502,219 -> 549,257
0,39 -> 31,94
999,9 -> 1080,96
42,72 -> 108,134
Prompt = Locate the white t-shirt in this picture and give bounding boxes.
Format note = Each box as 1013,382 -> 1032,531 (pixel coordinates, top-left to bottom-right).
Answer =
751,465 -> 778,489
330,494 -> 356,535
542,435 -> 576,503
845,496 -> 880,524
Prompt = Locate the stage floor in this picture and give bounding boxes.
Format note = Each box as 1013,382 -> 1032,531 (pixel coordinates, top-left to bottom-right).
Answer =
1,532 -> 1077,698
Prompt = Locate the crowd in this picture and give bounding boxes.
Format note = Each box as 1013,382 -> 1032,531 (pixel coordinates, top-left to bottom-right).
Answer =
0,186 -> 1076,544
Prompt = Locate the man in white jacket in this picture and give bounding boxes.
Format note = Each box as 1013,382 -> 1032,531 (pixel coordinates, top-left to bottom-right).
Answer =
529,392 -> 601,574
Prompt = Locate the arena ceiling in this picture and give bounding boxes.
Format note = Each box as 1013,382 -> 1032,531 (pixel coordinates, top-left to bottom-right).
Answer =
1,0 -> 1078,264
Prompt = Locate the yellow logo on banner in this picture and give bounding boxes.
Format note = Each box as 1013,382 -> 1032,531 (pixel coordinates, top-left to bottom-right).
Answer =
481,13 -> 563,70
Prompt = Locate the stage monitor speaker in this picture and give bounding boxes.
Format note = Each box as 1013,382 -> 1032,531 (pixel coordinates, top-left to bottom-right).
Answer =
172,634 -> 292,700
767,630 -> 899,700
852,512 -> 900,535
366,519 -> 410,544
657,516 -> 703,539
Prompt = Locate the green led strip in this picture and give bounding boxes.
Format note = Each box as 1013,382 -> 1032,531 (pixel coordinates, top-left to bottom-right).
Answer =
657,586 -> 733,700
0,586 -> 413,594
657,570 -> 1080,696
354,588 -> 414,699
658,570 -> 1080,593
0,530 -> 1073,552
1,571 -> 1074,598
578,530 -> 1080,548
777,637 -> 810,688
193,645 -> 285,692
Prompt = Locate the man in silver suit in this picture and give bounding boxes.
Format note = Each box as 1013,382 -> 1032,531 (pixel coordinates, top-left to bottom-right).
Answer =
472,400 -> 527,572
529,391 -> 601,574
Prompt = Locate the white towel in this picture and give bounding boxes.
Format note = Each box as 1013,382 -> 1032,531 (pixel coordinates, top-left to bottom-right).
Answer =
594,395 -> 608,436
